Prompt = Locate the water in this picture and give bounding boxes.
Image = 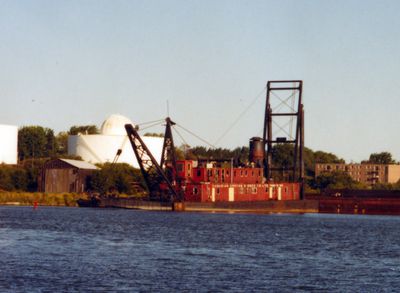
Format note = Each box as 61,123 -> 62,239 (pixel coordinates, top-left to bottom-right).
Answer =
1,207 -> 400,292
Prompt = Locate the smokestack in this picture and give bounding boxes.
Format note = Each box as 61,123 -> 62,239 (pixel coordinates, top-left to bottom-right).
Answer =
249,137 -> 264,167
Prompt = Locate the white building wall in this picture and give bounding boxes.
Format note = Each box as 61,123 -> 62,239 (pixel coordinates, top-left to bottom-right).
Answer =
0,125 -> 18,164
68,134 -> 164,168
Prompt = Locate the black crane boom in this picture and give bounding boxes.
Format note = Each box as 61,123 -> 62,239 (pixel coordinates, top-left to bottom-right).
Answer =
124,122 -> 182,203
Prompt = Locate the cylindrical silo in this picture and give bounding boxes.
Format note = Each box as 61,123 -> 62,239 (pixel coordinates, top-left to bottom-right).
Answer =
0,124 -> 18,164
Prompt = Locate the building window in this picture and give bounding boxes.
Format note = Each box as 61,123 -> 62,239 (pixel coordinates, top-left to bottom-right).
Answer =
193,187 -> 198,195
197,170 -> 201,177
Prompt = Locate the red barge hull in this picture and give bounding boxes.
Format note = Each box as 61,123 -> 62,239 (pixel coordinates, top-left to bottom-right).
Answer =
306,190 -> 400,216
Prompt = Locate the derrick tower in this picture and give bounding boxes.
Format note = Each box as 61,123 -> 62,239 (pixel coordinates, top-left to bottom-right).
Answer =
262,80 -> 304,198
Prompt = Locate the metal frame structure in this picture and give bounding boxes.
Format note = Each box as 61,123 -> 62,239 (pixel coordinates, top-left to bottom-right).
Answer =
160,117 -> 178,185
262,80 -> 304,197
124,123 -> 183,202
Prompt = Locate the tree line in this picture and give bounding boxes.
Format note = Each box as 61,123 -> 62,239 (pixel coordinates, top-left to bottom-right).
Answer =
0,125 -> 398,193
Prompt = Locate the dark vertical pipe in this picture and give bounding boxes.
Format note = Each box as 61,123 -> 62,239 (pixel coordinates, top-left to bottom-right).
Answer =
263,82 -> 271,179
300,105 -> 305,200
266,106 -> 272,180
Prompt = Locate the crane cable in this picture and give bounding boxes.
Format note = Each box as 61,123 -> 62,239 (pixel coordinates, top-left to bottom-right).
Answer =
137,121 -> 165,132
171,126 -> 189,147
134,86 -> 266,148
212,86 -> 266,146
136,118 -> 165,127
135,117 -> 216,149
174,123 -> 216,148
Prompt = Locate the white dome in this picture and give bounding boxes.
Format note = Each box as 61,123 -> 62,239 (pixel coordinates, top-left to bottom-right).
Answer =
100,114 -> 134,135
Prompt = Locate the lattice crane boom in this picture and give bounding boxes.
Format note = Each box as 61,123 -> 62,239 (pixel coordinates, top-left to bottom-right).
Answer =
124,122 -> 183,203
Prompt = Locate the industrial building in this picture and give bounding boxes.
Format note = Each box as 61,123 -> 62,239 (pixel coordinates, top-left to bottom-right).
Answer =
38,159 -> 98,193
315,163 -> 400,186
68,114 -> 164,168
0,124 -> 18,165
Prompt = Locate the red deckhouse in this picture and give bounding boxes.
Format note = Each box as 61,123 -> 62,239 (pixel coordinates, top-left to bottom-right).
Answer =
175,159 -> 301,202
125,80 -> 305,203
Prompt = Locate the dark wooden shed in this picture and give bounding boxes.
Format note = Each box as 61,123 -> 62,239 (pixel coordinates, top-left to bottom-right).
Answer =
38,159 -> 98,193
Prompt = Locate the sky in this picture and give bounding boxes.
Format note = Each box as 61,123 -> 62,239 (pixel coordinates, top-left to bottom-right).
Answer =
1,0 -> 399,163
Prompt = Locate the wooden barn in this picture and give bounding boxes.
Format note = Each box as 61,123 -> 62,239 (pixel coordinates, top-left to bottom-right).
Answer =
38,159 -> 98,193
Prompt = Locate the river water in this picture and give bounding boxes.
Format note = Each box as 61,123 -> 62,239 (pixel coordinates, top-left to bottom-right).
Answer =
1,206 -> 400,292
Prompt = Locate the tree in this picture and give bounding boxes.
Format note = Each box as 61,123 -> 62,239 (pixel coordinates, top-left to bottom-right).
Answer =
68,125 -> 99,135
144,133 -> 164,137
55,131 -> 69,156
232,146 -> 249,165
184,146 -> 244,161
45,128 -> 56,157
312,171 -> 365,190
18,126 -> 55,161
366,152 -> 395,164
0,165 -> 28,191
88,163 -> 144,195
20,158 -> 50,191
313,151 -> 345,164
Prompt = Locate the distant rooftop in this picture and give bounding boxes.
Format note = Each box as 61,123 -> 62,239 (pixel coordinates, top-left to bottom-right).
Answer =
59,159 -> 99,170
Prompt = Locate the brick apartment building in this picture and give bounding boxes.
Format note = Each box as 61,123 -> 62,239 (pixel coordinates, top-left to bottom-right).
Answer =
315,163 -> 400,186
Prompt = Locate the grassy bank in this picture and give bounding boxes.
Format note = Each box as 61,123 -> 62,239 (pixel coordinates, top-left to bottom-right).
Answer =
0,192 -> 86,207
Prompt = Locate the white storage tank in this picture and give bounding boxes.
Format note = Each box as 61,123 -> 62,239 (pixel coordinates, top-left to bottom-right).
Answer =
0,124 -> 18,164
68,114 -> 164,168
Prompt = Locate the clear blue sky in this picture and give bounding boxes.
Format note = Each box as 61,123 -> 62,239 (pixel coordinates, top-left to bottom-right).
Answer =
1,0 -> 399,162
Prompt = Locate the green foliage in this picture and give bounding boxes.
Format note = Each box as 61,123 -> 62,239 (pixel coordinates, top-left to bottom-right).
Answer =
18,126 -> 56,161
0,158 -> 52,192
312,171 -> 366,190
0,165 -> 28,191
55,131 -> 69,155
88,163 -> 144,195
184,146 -> 249,163
269,144 -> 342,180
68,125 -> 99,135
313,151 -> 345,164
45,128 -> 56,157
372,180 -> 400,190
0,192 -> 82,206
271,144 -> 293,168
144,132 -> 164,137
365,152 -> 396,164
20,158 -> 50,191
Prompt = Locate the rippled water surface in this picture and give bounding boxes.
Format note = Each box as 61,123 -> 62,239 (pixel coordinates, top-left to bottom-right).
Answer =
1,206 -> 400,292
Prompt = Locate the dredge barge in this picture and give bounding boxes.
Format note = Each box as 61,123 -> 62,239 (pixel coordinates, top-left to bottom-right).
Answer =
78,80 -> 400,215
78,80 -> 309,212
126,80 -> 304,211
